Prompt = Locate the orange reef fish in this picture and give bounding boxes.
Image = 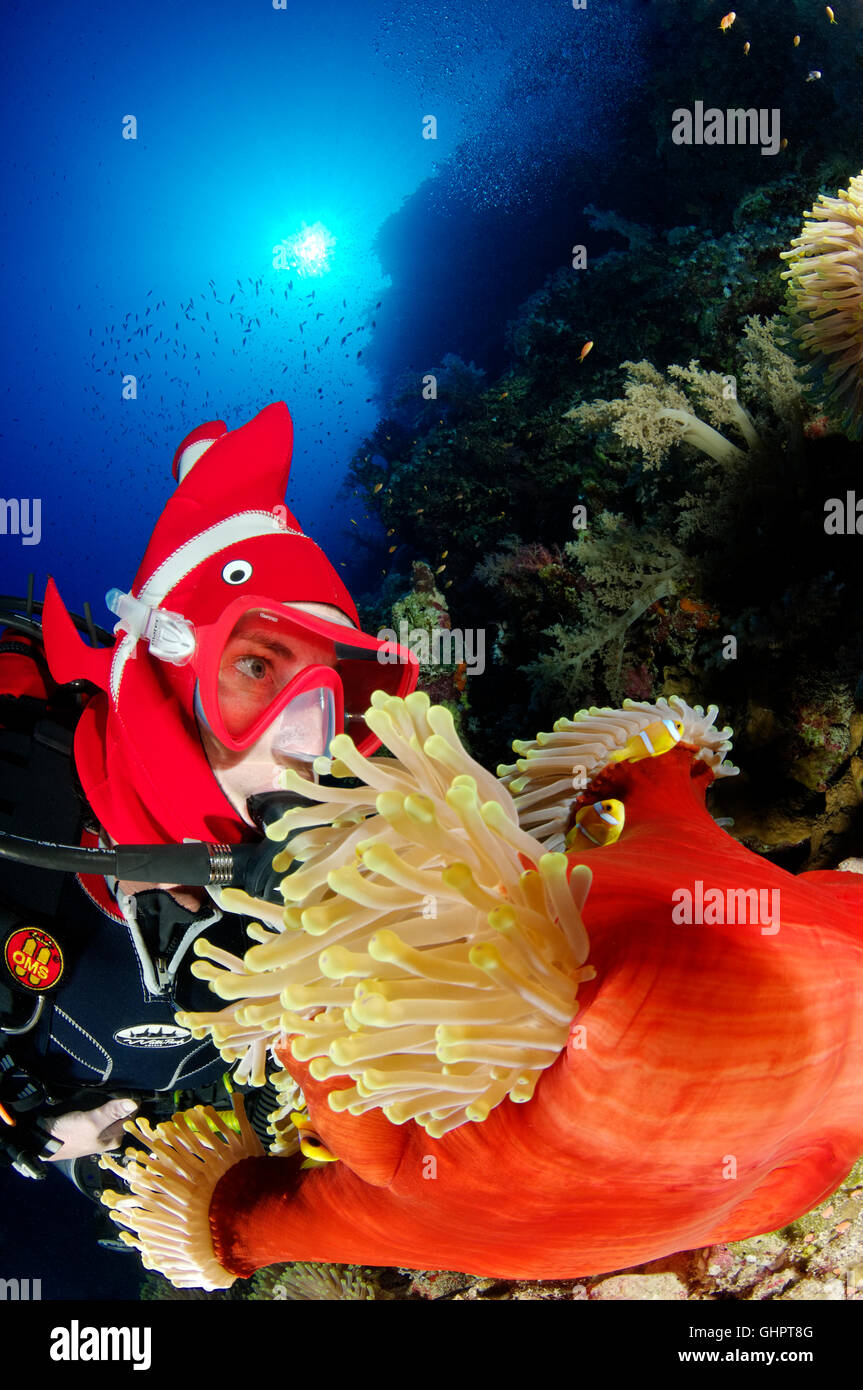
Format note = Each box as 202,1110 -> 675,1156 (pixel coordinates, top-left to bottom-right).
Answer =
679,597 -> 715,622
793,33 -> 801,45
743,41 -> 750,54
826,5 -> 836,22
719,11 -> 736,31
565,799 -> 626,849
578,340 -> 594,363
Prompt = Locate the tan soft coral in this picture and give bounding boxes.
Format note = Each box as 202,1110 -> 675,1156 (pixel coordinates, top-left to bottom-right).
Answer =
563,358 -> 760,469
521,512 -> 687,706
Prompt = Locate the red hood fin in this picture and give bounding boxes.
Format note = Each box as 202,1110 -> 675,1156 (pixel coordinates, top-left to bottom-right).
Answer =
42,577 -> 115,693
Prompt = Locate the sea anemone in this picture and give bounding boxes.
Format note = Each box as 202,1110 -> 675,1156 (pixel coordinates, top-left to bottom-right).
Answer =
181,691 -> 596,1139
101,693 -> 863,1291
780,170 -> 863,440
254,1262 -> 378,1301
497,695 -> 737,850
101,1100 -> 264,1289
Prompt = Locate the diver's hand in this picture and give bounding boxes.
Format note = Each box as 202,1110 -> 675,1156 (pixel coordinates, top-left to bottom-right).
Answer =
43,1098 -> 139,1162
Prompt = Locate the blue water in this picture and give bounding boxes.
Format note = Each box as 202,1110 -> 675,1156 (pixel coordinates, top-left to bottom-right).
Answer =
0,0 -> 645,622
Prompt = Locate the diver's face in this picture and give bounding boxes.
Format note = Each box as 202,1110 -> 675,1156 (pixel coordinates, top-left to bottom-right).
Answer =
197,602 -> 355,824
218,614 -> 336,740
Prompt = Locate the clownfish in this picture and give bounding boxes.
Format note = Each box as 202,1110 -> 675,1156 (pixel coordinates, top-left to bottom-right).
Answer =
607,718 -> 685,765
719,11 -> 736,32
566,799 -> 626,849
299,1133 -> 339,1164
291,1109 -> 339,1164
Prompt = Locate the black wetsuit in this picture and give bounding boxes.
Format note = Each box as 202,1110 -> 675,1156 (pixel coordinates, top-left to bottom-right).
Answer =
0,690 -> 250,1152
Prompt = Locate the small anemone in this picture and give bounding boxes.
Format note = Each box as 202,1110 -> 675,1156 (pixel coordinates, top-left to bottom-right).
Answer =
780,170 -> 863,440
99,1097 -> 264,1291
252,1262 -> 378,1301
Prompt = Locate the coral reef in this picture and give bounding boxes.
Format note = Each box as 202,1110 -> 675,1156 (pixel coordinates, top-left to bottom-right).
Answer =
521,514 -> 689,707
347,188 -> 863,855
563,357 -> 761,469
387,560 -> 469,719
250,1262 -> 378,1301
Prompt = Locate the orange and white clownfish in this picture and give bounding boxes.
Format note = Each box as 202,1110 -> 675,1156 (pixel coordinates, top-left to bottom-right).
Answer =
565,799 -> 626,849
291,1109 -> 339,1164
607,718 -> 685,766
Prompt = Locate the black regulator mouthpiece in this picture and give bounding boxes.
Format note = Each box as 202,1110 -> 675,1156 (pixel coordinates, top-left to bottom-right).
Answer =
229,790 -> 310,902
0,789 -> 312,906
0,789 -> 315,905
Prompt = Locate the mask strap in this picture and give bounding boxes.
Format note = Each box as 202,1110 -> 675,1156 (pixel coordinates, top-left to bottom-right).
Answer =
106,588 -> 196,666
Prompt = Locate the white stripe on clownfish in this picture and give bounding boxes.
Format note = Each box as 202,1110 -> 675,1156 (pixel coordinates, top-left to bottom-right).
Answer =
565,798 -> 626,849
607,718 -> 684,766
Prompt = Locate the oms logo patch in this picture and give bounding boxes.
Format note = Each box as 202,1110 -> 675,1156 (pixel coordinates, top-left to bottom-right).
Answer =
4,927 -> 63,990
113,1023 -> 192,1049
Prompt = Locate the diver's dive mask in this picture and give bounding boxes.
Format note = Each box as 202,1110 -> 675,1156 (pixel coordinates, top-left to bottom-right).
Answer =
107,589 -> 418,764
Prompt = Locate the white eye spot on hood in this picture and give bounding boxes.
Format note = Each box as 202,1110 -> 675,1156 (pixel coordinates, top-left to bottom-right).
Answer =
222,559 -> 253,584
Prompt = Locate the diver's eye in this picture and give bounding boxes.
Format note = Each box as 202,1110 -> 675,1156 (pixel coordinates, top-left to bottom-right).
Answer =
236,655 -> 269,681
222,559 -> 253,585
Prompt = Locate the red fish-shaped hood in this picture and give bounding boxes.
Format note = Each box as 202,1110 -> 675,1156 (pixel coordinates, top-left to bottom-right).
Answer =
41,402 -> 416,845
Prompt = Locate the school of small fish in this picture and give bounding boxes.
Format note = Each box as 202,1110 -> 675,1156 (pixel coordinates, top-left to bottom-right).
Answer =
83,275 -> 387,531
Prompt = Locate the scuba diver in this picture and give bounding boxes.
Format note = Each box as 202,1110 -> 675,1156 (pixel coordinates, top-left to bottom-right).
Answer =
0,401 -> 417,1224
